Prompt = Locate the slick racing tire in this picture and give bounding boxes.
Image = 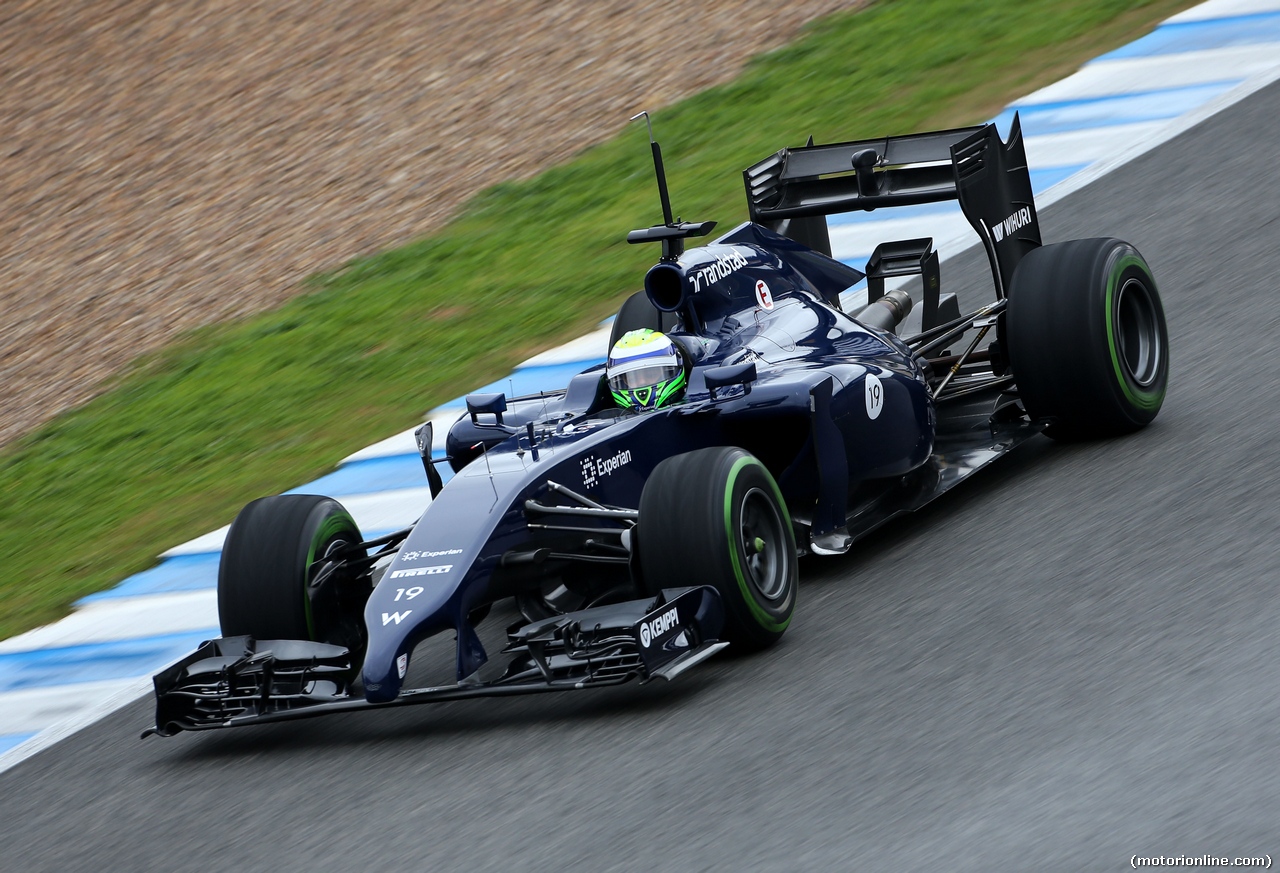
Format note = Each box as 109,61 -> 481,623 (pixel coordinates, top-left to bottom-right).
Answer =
1006,237 -> 1168,440
218,494 -> 368,655
608,290 -> 680,350
638,446 -> 797,651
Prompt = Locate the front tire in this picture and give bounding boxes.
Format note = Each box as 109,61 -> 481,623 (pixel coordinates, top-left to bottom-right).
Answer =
1006,237 -> 1168,439
218,494 -> 368,656
638,447 -> 797,651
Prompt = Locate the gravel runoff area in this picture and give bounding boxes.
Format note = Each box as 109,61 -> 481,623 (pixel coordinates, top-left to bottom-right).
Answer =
0,0 -> 863,450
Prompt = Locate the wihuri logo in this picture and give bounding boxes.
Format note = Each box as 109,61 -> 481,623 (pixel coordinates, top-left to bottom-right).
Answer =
991,206 -> 1033,242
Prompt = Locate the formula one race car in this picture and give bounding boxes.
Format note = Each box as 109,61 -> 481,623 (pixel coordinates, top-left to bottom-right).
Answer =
146,113 -> 1168,736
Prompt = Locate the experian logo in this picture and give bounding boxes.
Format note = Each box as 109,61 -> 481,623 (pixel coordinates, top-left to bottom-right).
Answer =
579,448 -> 632,489
399,548 -> 463,562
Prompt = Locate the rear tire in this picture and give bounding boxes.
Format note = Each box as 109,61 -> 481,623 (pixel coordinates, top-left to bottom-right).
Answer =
218,494 -> 368,656
638,447 -> 797,651
1006,237 -> 1168,439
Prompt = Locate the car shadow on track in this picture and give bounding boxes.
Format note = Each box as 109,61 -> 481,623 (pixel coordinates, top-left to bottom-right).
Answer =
160,668 -> 720,763
796,433 -> 1064,590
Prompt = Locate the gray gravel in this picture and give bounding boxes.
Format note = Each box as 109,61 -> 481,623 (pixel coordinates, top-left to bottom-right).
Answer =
0,0 -> 862,449
2,70 -> 1279,873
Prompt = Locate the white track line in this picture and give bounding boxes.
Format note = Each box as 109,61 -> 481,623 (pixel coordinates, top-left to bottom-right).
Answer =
0,591 -> 218,654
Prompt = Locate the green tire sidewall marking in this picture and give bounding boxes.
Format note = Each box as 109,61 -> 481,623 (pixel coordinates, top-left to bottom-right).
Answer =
1105,253 -> 1164,412
303,508 -> 357,640
723,455 -> 792,633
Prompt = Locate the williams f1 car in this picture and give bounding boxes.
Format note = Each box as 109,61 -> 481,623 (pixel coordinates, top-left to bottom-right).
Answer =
146,113 -> 1168,736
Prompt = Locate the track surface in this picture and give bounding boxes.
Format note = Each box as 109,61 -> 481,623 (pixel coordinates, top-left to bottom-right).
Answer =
4,83 -> 1279,872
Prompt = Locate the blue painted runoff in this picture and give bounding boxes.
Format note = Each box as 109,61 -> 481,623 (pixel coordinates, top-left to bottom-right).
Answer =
75,519 -> 435,607
829,163 -> 1089,274
824,162 -> 1086,250
1095,13 -> 1280,61
997,80 -> 1241,137
76,553 -> 221,604
0,629 -> 220,693
828,200 -> 959,227
471,359 -> 601,399
288,452 -> 433,497
1031,163 -> 1090,192
0,733 -> 36,755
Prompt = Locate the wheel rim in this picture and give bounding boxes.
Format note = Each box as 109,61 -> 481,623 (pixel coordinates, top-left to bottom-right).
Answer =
738,487 -> 789,601
1115,276 -> 1162,388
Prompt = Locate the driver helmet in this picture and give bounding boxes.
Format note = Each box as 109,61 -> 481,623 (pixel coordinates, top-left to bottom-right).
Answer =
606,329 -> 687,410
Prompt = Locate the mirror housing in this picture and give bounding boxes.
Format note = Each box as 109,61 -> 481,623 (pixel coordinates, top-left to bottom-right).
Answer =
704,362 -> 757,401
466,392 -> 507,425
413,421 -> 444,498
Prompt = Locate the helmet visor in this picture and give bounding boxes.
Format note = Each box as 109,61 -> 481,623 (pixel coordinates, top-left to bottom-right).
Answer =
608,364 -> 681,393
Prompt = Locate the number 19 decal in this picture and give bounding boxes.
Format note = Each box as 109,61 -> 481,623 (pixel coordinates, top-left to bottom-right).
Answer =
865,372 -> 884,420
394,587 -> 425,601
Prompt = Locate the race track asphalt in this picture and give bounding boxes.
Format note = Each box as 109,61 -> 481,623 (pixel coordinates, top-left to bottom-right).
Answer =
3,82 -> 1280,873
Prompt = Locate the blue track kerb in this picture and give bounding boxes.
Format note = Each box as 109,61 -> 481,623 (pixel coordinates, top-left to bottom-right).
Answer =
287,453 -> 432,497
0,629 -> 219,693
0,733 -> 37,755
1096,12 -> 1280,60
76,553 -> 221,604
996,81 -> 1241,136
469,359 -> 605,399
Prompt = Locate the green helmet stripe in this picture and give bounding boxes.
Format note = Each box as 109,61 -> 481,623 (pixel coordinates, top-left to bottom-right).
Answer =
655,370 -> 688,407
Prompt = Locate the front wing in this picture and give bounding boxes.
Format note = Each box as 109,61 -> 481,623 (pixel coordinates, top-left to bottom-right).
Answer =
144,586 -> 725,737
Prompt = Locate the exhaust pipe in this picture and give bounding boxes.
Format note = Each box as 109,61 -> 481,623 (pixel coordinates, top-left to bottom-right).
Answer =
854,288 -> 912,334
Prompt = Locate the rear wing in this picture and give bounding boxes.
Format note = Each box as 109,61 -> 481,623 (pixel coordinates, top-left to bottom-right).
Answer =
744,115 -> 1041,298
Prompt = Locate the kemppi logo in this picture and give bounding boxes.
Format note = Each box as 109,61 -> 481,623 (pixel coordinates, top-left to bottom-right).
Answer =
639,607 -> 680,648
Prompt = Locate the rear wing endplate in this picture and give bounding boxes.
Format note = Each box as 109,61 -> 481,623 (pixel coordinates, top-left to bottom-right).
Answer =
744,115 -> 1041,298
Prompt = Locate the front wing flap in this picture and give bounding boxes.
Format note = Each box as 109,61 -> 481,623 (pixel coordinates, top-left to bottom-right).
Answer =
145,586 -> 725,737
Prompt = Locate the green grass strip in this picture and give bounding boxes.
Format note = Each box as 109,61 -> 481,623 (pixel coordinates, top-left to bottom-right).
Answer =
0,0 -> 1197,640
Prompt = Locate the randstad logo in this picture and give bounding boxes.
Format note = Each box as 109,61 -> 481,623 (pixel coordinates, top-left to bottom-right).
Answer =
690,248 -> 748,292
